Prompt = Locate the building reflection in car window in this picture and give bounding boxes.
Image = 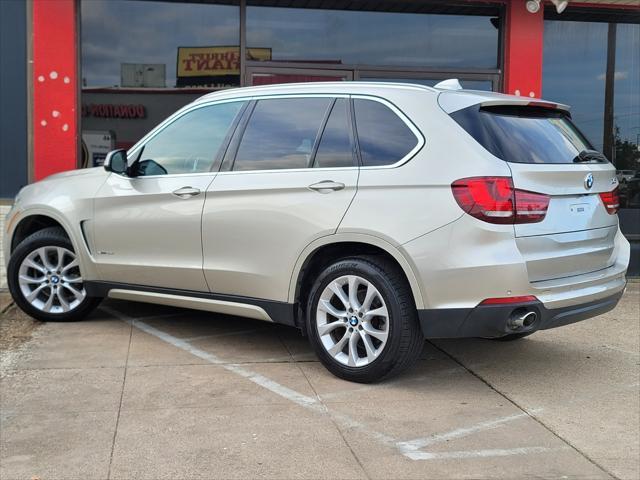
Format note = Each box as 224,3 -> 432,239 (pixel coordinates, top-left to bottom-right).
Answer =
233,98 -> 332,171
135,101 -> 244,176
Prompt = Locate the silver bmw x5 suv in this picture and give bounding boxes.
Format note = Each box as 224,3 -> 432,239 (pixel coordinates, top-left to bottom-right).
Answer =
5,81 -> 630,382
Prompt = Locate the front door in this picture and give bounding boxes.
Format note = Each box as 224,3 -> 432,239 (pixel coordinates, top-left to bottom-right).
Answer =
202,96 -> 359,302
93,101 -> 246,291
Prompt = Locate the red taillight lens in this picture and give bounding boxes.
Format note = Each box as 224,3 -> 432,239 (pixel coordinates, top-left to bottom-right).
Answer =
451,177 -> 549,224
451,177 -> 515,224
514,189 -> 550,223
480,295 -> 538,305
599,188 -> 620,215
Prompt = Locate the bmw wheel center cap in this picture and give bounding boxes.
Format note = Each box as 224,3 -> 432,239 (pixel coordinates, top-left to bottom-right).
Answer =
349,316 -> 359,326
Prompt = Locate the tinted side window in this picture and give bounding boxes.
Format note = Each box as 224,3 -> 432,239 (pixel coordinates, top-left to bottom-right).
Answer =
313,99 -> 354,168
234,98 -> 331,171
134,102 -> 244,176
354,99 -> 418,166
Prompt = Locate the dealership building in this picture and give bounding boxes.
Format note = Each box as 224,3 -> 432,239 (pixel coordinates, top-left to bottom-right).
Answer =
0,0 -> 639,275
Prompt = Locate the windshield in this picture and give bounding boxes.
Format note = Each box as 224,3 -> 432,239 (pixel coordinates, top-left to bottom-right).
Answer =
450,104 -> 602,164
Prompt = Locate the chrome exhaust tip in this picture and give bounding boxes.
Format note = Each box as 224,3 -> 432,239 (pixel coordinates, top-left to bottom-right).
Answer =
508,310 -> 538,330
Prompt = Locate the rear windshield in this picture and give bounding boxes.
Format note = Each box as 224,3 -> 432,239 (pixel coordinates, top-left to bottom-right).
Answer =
450,105 -> 603,164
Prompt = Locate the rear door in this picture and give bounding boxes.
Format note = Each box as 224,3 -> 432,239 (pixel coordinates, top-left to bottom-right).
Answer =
450,103 -> 620,282
202,96 -> 359,302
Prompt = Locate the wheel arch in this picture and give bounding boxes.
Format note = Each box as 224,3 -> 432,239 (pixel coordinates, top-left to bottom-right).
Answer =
10,213 -> 70,253
289,234 -> 426,313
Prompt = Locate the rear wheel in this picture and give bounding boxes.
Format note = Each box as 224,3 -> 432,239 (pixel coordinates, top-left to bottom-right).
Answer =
8,227 -> 101,322
306,256 -> 423,383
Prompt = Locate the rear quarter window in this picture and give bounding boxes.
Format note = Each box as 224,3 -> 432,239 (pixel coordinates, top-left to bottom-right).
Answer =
353,98 -> 419,167
450,104 -> 599,164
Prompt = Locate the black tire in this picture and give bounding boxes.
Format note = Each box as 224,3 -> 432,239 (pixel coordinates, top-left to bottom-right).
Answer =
487,331 -> 535,341
305,255 -> 423,383
7,227 -> 101,322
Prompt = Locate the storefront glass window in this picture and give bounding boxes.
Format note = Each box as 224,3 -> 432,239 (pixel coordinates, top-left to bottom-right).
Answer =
246,7 -> 499,69
542,21 -> 608,150
613,24 -> 640,181
80,0 -> 240,163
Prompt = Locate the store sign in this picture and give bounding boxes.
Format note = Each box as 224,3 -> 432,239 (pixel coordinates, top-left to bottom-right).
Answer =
82,104 -> 146,119
177,46 -> 271,78
82,131 -> 114,167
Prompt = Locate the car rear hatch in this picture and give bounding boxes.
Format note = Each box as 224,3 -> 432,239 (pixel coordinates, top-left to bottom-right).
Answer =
445,95 -> 620,282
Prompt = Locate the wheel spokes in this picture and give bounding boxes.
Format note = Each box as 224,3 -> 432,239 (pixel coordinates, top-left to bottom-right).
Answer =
361,321 -> 388,343
318,299 -> 346,319
347,276 -> 361,310
18,245 -> 84,313
347,330 -> 360,366
328,330 -> 350,356
328,282 -> 349,310
360,330 -> 378,362
26,283 -> 48,302
317,320 -> 345,336
316,274 -> 389,368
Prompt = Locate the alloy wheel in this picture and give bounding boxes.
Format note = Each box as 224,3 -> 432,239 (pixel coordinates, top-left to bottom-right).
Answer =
18,246 -> 86,313
315,274 -> 389,367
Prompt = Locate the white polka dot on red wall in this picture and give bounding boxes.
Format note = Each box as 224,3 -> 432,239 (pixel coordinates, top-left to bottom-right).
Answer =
40,120 -> 47,127
49,71 -> 58,80
514,89 -> 521,96
62,124 -> 69,132
64,76 -> 70,84
52,110 -> 60,118
529,91 -> 535,97
38,75 -> 45,82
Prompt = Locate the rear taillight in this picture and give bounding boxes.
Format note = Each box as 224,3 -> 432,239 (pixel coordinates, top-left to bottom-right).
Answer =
599,188 -> 620,215
451,177 -> 550,224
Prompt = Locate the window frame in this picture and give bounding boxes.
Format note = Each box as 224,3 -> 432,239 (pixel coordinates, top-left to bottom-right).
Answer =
350,94 -> 425,169
311,97 -> 358,169
124,99 -> 249,179
219,93 -> 424,174
124,92 -> 425,178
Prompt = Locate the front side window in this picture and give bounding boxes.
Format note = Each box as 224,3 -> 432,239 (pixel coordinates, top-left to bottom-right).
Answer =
133,102 -> 244,176
354,99 -> 419,167
233,98 -> 331,171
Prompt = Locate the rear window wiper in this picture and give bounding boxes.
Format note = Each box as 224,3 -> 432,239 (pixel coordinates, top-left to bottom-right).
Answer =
573,149 -> 606,163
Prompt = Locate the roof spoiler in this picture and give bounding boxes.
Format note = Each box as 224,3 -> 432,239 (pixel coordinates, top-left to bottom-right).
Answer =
438,92 -> 571,115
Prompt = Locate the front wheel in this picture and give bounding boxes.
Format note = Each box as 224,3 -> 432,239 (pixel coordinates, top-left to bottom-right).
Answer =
306,256 -> 423,383
7,227 -> 101,322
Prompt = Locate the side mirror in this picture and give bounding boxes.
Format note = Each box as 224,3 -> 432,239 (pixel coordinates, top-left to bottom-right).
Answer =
104,149 -> 128,175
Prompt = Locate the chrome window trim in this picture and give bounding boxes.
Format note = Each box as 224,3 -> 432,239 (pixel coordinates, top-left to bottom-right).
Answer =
125,91 -> 424,178
351,94 -> 425,170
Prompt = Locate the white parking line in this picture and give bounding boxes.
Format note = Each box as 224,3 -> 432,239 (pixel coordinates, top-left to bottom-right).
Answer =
397,410 -> 542,454
405,447 -> 558,461
101,305 -> 555,462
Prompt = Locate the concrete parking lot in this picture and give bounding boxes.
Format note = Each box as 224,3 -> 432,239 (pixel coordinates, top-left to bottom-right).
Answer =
1,282 -> 638,480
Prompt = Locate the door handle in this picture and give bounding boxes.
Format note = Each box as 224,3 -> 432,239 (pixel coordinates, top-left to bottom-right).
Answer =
172,186 -> 201,199
308,180 -> 345,193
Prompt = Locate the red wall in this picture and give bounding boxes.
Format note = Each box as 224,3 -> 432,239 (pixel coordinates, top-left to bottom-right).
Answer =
32,0 -> 78,180
503,0 -> 544,98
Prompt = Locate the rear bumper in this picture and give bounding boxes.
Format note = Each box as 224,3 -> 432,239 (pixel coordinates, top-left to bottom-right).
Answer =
418,288 -> 625,339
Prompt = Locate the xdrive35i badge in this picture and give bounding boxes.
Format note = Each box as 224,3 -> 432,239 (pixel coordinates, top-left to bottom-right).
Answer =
584,173 -> 594,190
